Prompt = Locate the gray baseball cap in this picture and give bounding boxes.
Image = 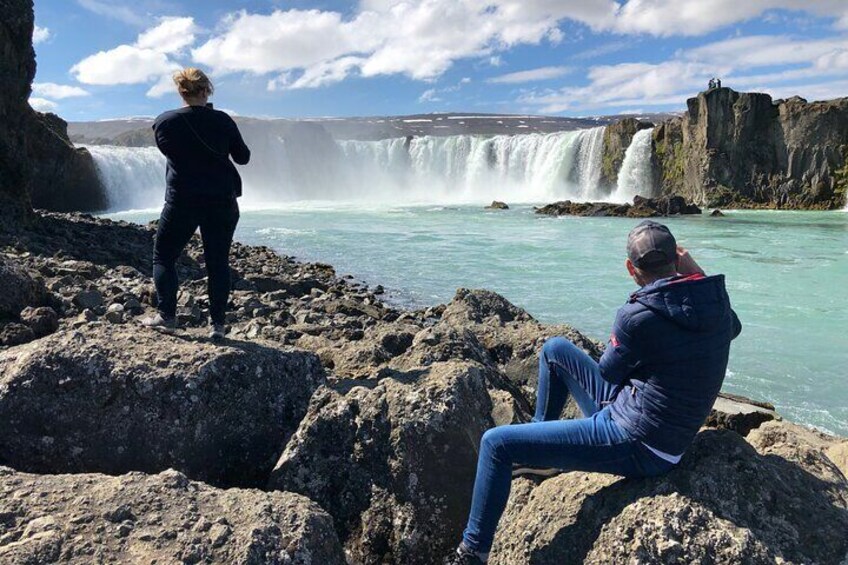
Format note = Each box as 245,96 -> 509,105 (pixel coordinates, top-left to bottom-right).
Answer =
627,220 -> 677,268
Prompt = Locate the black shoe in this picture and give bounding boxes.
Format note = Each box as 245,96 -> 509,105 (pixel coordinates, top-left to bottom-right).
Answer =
444,545 -> 487,565
512,464 -> 562,479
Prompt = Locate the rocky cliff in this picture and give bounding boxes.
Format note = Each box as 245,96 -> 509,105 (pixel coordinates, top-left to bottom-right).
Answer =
0,0 -> 105,220
0,0 -> 36,226
26,112 -> 107,211
652,88 -> 848,209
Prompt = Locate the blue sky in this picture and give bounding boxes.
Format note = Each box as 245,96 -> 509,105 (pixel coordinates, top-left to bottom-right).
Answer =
30,0 -> 848,120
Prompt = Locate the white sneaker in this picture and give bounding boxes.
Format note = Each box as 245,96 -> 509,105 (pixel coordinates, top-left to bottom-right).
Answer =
209,323 -> 226,340
141,313 -> 176,334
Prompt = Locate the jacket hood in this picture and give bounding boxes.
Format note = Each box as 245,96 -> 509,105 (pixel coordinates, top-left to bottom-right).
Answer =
629,273 -> 731,332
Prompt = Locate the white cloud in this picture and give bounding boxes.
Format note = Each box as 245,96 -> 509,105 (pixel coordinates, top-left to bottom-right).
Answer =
684,35 -> 848,69
193,9 -> 373,76
32,83 -> 90,99
71,17 -> 196,97
76,0 -> 147,26
270,56 -> 365,90
72,44 -> 179,85
416,77 -> 470,103
29,97 -> 58,112
518,30 -> 848,113
487,66 -> 571,84
418,88 -> 441,103
33,25 -> 50,44
136,17 -> 197,54
145,73 -> 178,98
571,41 -> 630,61
192,2 -> 609,89
609,0 -> 848,37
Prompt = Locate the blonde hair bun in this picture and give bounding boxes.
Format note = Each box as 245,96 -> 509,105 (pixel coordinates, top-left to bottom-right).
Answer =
173,67 -> 214,99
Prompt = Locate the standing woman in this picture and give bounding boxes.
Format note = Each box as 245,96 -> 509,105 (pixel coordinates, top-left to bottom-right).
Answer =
142,68 -> 250,339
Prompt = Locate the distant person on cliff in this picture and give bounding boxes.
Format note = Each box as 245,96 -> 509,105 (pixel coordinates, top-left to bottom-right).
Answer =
449,221 -> 741,565
141,68 -> 250,340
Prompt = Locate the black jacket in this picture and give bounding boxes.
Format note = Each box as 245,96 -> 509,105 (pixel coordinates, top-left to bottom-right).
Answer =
153,106 -> 250,205
603,273 -> 742,455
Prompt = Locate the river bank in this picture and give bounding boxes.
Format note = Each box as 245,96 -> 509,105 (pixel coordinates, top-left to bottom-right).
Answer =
2,210 -> 847,564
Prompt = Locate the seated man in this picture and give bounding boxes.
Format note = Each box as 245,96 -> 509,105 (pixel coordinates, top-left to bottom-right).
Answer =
450,220 -> 742,565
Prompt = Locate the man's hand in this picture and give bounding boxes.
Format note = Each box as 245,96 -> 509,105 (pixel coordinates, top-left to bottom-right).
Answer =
677,246 -> 705,276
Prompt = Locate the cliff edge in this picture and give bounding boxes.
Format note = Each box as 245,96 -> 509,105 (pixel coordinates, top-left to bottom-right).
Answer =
652,88 -> 848,209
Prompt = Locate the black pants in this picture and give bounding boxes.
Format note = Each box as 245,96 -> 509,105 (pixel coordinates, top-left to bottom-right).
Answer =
152,200 -> 239,325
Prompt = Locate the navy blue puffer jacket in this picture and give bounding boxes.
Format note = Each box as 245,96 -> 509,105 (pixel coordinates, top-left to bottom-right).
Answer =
603,273 -> 742,455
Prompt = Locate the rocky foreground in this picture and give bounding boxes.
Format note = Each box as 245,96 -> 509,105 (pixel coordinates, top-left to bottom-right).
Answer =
1,212 -> 847,565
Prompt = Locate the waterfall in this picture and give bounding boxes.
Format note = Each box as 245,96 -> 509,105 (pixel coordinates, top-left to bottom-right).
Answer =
85,126 -> 612,212
83,145 -> 166,211
609,128 -> 655,203
574,126 -> 606,199
339,126 -> 609,203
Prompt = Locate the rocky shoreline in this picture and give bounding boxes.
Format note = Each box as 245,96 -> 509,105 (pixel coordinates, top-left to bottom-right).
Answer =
1,211 -> 847,564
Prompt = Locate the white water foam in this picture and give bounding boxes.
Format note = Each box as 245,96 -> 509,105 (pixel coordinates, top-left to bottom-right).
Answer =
609,128 -> 655,203
339,127 -> 610,203
82,145 -> 166,211
86,127 -> 615,212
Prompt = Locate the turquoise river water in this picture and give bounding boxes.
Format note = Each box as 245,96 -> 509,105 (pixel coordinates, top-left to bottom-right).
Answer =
109,205 -> 848,436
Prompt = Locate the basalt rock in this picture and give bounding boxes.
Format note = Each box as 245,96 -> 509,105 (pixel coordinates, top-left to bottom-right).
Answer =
706,392 -> 779,436
268,362 -> 495,565
25,111 -> 107,212
0,0 -> 36,226
490,423 -> 848,565
654,88 -> 848,209
0,257 -> 45,319
0,324 -> 325,487
438,288 -> 603,414
536,195 -> 701,218
0,467 -> 346,564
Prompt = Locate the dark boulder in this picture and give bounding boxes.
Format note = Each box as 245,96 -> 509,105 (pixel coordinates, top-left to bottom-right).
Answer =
536,195 -> 701,218
269,362 -> 496,565
0,324 -> 326,487
19,305 -> 59,337
0,258 -> 45,319
0,322 -> 35,346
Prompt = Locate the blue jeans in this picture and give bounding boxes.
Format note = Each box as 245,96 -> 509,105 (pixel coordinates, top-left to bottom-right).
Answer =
153,200 -> 239,325
461,337 -> 674,555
